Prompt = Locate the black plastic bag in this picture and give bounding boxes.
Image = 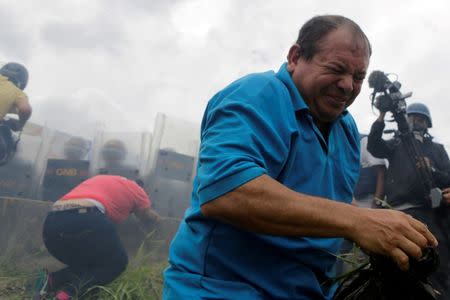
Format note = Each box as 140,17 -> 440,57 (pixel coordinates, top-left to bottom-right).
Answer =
333,247 -> 440,300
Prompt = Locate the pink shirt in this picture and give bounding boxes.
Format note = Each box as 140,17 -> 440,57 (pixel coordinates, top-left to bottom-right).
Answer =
61,175 -> 151,224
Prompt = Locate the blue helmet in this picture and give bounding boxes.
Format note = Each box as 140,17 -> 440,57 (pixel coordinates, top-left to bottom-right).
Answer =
406,102 -> 432,128
0,62 -> 28,90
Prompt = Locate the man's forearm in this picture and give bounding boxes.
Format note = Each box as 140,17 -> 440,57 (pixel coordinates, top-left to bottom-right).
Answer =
135,208 -> 161,227
201,174 -> 438,271
367,120 -> 392,158
15,96 -> 32,127
201,174 -> 359,239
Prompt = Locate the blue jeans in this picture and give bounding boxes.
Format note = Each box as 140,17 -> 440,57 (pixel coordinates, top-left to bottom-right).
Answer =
43,209 -> 128,296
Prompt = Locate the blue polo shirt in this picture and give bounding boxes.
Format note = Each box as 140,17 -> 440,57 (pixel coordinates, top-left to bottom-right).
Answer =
163,63 -> 360,300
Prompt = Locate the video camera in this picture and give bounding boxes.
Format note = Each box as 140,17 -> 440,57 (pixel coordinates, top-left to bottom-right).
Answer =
368,70 -> 412,117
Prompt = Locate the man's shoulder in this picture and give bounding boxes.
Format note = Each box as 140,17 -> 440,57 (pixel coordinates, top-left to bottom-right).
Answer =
207,69 -> 292,113
228,70 -> 287,96
238,69 -> 279,82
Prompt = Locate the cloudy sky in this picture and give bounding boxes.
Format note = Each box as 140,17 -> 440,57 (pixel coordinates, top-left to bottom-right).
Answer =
1,0 -> 449,148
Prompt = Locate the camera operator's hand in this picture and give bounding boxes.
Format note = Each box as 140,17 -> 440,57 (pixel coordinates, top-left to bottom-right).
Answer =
442,187 -> 450,205
415,156 -> 432,170
349,208 -> 438,272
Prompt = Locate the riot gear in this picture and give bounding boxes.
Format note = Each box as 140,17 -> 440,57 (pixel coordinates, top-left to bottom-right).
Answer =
63,136 -> 90,160
42,136 -> 91,202
101,139 -> 127,164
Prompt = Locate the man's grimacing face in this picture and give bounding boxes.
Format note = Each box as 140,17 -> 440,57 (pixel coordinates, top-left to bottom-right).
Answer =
287,25 -> 370,123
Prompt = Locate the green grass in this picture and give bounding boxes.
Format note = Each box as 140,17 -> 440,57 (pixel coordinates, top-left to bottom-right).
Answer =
0,261 -> 167,300
0,236 -> 167,300
0,272 -> 29,299
79,237 -> 168,300
82,261 -> 166,300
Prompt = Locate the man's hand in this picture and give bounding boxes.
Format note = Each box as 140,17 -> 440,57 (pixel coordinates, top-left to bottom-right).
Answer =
4,118 -> 23,132
442,187 -> 450,205
348,208 -> 438,271
416,156 -> 432,170
135,207 -> 161,228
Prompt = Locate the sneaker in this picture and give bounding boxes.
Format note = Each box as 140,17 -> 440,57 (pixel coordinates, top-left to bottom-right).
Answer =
55,290 -> 71,300
32,268 -> 50,299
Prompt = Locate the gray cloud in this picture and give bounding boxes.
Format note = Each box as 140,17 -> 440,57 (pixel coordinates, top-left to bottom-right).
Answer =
31,89 -> 138,137
40,18 -> 126,55
0,9 -> 32,60
105,0 -> 183,15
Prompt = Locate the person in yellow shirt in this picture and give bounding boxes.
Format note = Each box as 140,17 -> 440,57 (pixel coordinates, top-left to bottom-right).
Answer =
0,62 -> 32,130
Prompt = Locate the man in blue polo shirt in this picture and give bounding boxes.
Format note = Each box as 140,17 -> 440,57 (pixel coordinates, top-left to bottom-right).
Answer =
163,15 -> 437,300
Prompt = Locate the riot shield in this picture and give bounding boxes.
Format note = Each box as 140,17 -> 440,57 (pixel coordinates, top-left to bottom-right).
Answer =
0,122 -> 45,199
90,130 -> 152,181
143,113 -> 199,219
36,131 -> 92,201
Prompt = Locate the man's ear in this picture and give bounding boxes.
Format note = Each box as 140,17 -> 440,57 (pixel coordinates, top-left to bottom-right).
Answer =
287,44 -> 301,72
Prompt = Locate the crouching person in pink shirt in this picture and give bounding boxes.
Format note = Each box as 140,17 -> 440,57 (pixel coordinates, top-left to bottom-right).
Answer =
33,175 -> 161,300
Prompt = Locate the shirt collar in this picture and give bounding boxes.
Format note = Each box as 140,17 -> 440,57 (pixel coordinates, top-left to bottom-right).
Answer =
275,62 -> 349,118
276,63 -> 308,112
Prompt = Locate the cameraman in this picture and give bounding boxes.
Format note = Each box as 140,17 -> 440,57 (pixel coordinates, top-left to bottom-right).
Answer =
367,102 -> 449,298
0,62 -> 32,130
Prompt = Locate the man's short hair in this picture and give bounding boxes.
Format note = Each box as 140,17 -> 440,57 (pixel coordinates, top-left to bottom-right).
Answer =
296,15 -> 372,61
